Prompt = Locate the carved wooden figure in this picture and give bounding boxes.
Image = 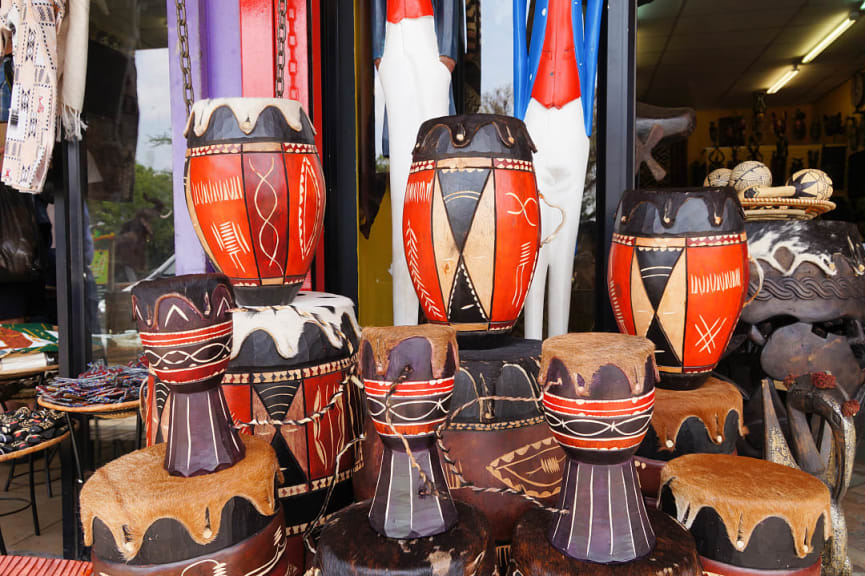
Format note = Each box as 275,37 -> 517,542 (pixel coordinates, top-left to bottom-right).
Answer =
515,0 -> 603,339
373,0 -> 456,325
132,274 -> 244,477
608,187 -> 749,389
761,376 -> 857,576
403,115 -> 541,341
740,220 -> 865,402
184,99 -> 326,306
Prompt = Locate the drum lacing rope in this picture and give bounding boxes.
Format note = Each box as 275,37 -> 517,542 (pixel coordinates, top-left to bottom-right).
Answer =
231,370 -> 363,429
376,369 -> 566,514
302,368 -> 365,555
304,371 -> 571,555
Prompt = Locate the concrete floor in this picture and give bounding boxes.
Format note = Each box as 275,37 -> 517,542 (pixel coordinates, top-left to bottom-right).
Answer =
1,418 -> 865,573
0,415 -> 137,558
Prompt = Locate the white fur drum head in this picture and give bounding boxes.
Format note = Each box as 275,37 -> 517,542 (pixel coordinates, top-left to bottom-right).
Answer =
787,169 -> 833,201
730,161 -> 772,191
704,168 -> 732,187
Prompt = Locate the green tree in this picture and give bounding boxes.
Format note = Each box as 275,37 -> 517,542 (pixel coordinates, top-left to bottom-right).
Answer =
91,164 -> 174,278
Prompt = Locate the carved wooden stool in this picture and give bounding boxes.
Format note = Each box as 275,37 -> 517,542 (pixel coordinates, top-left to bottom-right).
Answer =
635,376 -> 745,502
313,325 -> 495,575
509,507 -> 701,575
660,453 -> 831,575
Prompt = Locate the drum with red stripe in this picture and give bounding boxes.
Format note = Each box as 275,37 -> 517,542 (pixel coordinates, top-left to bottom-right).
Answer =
538,333 -> 657,564
607,187 -> 748,389
184,98 -> 326,306
359,325 -> 460,539
132,274 -> 244,478
402,114 -> 540,341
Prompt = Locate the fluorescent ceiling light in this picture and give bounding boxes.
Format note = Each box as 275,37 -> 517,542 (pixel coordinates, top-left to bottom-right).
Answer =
861,1 -> 865,10
802,15 -> 857,63
767,68 -> 800,94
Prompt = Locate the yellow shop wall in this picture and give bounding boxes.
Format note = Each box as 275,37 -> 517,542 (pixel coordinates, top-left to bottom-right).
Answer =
686,78 -> 856,188
357,188 -> 394,327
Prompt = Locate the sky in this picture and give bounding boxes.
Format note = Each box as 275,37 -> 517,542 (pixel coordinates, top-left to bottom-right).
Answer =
482,0 -> 515,98
134,49 -> 173,172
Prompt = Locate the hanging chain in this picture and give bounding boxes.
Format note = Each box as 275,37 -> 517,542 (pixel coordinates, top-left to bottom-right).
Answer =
174,0 -> 195,116
175,0 -> 287,104
275,0 -> 288,98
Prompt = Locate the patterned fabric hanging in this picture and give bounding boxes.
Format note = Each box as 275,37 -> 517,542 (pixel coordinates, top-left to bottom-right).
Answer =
0,0 -> 88,194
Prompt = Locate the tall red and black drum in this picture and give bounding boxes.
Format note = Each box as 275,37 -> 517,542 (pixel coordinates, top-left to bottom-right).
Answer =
184,98 -> 326,306
402,114 -> 540,341
607,187 -> 748,389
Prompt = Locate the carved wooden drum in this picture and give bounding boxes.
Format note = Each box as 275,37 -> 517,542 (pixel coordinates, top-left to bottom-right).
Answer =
608,187 -> 749,389
634,376 -> 746,502
402,114 -> 540,339
132,274 -> 244,477
660,454 -> 830,575
540,333 -> 657,563
353,338 -> 563,568
505,332 -> 703,576
143,292 -> 362,573
311,325 -> 496,576
361,324 -> 459,538
184,98 -> 326,306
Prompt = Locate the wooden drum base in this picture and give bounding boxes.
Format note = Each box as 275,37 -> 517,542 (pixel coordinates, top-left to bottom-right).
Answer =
509,507 -> 701,575
700,556 -> 821,575
313,501 -> 496,575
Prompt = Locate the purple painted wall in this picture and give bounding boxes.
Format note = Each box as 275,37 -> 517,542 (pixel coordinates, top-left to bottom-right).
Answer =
204,1 -> 243,98
167,0 -> 243,274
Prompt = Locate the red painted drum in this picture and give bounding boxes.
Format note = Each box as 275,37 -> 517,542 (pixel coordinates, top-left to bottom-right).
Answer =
184,98 -> 326,306
403,114 -> 540,340
607,187 -> 748,389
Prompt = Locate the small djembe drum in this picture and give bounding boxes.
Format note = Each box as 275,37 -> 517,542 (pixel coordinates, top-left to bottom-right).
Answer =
634,376 -> 746,503
660,454 -> 831,575
312,325 -> 496,575
509,333 -> 701,575
353,338 -> 562,568
361,324 -> 459,538
608,187 -> 748,389
132,274 -> 244,476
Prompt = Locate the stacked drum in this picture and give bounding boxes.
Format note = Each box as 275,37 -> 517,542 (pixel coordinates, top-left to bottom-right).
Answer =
83,274 -> 291,576
355,114 -> 563,567
140,98 -> 362,574
607,187 -> 751,500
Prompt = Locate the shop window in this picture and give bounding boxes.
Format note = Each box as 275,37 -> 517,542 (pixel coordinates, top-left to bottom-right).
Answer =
85,0 -> 173,363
